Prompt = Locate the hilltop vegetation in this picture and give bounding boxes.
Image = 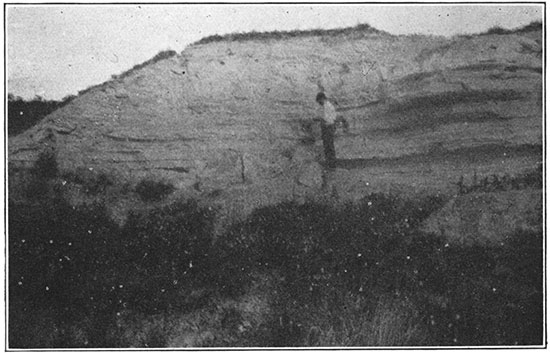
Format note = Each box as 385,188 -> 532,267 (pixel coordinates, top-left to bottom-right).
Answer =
480,20 -> 542,36
193,20 -> 542,46
110,50 -> 177,80
193,23 -> 387,45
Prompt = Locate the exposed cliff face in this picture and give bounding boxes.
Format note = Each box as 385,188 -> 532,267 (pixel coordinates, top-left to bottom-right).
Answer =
8,28 -> 542,221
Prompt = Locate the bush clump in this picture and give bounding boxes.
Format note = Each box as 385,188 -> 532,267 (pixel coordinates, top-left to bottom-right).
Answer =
9,200 -> 121,347
32,150 -> 58,179
24,150 -> 59,199
9,198 -> 216,347
223,194 -> 444,290
62,168 -> 114,195
216,194 -> 542,346
216,194 -> 447,345
416,230 -> 543,345
119,201 -> 216,313
135,179 -> 175,202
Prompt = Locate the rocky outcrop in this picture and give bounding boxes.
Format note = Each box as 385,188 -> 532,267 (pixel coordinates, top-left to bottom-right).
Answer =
8,26 -> 543,221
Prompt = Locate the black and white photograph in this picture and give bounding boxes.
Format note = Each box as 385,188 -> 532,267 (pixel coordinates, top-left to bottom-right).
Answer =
6,3 -> 545,348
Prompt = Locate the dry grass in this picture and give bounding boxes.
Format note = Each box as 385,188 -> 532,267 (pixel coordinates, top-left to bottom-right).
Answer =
365,298 -> 426,346
307,296 -> 426,347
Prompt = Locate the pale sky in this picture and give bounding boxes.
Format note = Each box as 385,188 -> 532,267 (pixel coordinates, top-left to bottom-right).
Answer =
7,4 -> 544,100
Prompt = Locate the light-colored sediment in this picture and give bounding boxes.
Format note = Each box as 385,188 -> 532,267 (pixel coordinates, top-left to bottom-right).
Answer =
8,28 -> 542,224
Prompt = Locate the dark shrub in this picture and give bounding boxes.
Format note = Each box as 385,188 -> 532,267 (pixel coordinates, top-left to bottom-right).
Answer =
119,200 -> 216,313
32,150 -> 58,179
25,150 -> 59,199
9,197 -> 216,347
414,230 -> 543,346
218,194 -> 445,306
9,199 -> 121,347
218,193 -> 541,346
62,169 -> 114,195
135,179 -> 175,202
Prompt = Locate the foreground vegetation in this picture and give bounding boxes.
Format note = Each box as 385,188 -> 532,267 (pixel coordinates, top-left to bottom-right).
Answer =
9,181 -> 542,347
8,155 -> 543,347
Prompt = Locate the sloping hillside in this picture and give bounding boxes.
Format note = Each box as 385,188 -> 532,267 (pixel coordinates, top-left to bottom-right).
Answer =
8,24 -> 542,222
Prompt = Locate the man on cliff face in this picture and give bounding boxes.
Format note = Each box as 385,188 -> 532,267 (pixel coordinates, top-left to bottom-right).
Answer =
316,92 -> 348,169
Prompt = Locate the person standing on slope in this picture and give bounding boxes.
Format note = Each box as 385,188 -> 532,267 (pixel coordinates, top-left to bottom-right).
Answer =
316,92 -> 348,169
